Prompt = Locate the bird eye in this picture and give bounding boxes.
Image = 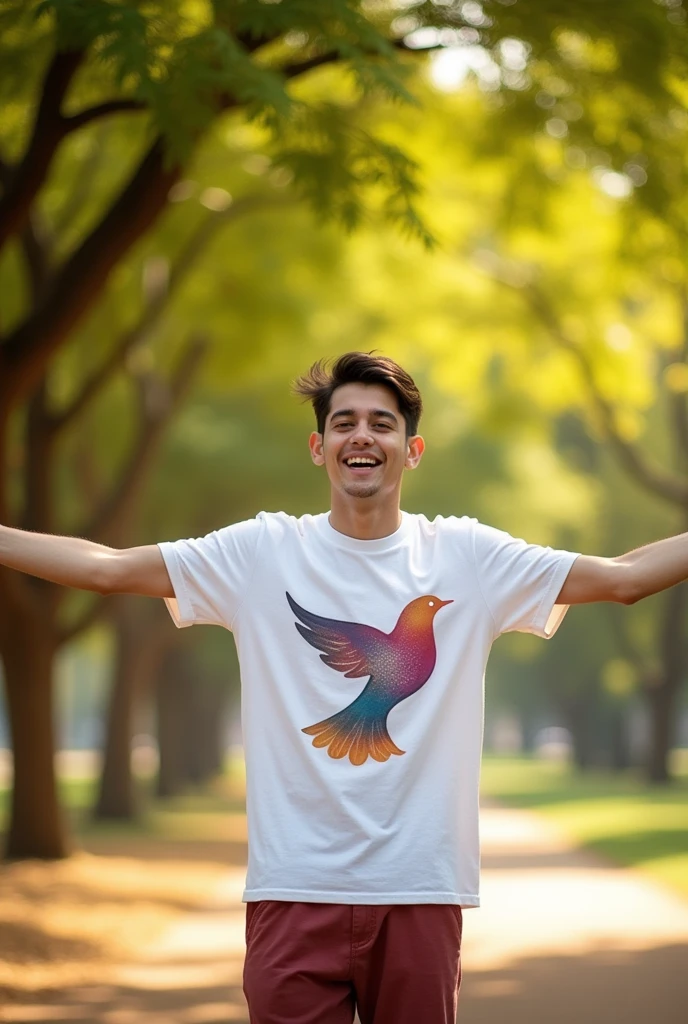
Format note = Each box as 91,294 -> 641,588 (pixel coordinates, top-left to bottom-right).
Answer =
428,600 -> 435,607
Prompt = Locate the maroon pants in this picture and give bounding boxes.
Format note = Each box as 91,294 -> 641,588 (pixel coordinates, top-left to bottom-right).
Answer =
243,901 -> 462,1024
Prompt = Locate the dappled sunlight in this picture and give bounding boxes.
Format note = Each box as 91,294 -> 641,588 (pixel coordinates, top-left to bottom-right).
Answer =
0,849 -> 243,995
133,910 -> 245,964
458,806 -> 688,1021
460,943 -> 688,1024
480,757 -> 688,899
0,830 -> 249,1022
478,802 -> 577,855
114,959 -> 243,990
469,865 -> 688,968
4,989 -> 250,1023
465,806 -> 688,974
3,803 -> 686,1023
2,3 -> 688,1022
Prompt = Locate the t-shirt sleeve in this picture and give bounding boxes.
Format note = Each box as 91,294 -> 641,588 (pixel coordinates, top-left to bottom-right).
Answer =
157,516 -> 264,629
471,521 -> 579,639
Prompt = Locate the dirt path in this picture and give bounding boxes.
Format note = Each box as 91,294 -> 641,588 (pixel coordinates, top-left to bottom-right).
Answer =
3,807 -> 688,1023
460,806 -> 688,1023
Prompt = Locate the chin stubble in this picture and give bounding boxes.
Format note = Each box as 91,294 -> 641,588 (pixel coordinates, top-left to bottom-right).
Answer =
343,482 -> 380,499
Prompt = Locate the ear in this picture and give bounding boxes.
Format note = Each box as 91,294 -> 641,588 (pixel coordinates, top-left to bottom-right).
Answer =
309,431 -> 325,466
405,434 -> 425,470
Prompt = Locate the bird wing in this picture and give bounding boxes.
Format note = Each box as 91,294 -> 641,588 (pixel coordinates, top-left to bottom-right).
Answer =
286,592 -> 383,679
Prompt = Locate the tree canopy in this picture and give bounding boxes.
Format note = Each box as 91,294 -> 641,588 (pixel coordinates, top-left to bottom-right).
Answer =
3,0 -> 688,858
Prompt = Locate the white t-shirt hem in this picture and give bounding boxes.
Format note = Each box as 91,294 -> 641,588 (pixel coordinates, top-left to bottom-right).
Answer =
242,888 -> 479,908
158,541 -> 195,628
536,551 -> 579,638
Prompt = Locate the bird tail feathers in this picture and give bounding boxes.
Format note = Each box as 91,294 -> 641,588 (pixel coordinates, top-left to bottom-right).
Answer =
302,698 -> 404,766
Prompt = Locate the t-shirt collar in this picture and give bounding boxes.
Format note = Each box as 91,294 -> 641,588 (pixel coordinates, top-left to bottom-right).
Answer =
316,511 -> 412,553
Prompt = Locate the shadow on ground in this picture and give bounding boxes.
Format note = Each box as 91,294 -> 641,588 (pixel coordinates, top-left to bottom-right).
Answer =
2,943 -> 688,1023
461,943 -> 688,1024
1,965 -> 247,1023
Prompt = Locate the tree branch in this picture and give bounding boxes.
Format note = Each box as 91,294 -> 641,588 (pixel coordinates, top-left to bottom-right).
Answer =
0,153 -> 11,187
79,334 -> 208,546
0,50 -> 83,252
0,137 -> 183,414
19,217 -> 54,536
523,283 -> 688,508
51,192 -> 287,433
278,35 -> 442,80
0,33 -> 424,413
21,210 -> 52,304
280,51 -> 343,79
62,98 -> 147,134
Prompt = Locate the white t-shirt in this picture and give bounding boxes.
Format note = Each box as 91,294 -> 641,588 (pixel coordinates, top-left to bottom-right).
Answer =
159,511 -> 577,907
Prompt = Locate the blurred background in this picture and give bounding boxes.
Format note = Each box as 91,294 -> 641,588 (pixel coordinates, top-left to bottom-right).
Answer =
0,1 -> 687,1020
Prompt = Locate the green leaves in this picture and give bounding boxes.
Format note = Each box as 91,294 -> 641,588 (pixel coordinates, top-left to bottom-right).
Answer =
36,0 -> 122,51
6,1 -> 425,226
271,99 -> 431,241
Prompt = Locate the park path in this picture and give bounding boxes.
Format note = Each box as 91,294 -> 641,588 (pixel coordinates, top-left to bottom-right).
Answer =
459,806 -> 688,1023
4,805 -> 688,1023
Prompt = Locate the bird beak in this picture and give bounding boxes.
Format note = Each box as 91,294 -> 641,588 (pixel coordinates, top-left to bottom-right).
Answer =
438,599 -> 453,608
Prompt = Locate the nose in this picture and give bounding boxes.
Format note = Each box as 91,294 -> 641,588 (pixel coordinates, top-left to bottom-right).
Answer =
350,420 -> 374,445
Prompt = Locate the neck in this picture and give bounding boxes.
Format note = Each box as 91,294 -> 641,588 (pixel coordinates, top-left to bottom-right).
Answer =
328,491 -> 402,541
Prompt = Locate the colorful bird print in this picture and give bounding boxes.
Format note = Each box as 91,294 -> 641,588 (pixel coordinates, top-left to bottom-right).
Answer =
287,592 -> 453,766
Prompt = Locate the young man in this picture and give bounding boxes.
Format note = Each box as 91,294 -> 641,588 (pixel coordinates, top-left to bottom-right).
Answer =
1,351 -> 687,1024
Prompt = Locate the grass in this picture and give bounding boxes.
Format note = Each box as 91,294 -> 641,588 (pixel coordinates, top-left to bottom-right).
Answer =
480,753 -> 688,900
0,756 -> 248,846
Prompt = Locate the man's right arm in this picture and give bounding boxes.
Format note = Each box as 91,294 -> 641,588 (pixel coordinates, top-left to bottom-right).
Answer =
0,524 -> 174,598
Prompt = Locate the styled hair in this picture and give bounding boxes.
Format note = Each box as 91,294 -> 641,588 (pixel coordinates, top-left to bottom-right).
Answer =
293,352 -> 423,436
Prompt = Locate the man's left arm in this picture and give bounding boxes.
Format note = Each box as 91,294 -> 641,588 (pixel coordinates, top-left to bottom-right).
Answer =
557,533 -> 688,606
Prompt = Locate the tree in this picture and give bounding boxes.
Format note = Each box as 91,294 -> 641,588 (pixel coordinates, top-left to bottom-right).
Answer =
0,0 -> 429,858
3,0 -> 684,417
3,0 -> 687,857
440,64 -> 688,780
235,59 -> 688,780
462,48 -> 688,781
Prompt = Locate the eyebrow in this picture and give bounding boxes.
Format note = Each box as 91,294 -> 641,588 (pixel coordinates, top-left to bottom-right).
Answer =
329,408 -> 399,424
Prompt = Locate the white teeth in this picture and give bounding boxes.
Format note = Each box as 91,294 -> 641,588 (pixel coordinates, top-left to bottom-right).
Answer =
346,457 -> 378,466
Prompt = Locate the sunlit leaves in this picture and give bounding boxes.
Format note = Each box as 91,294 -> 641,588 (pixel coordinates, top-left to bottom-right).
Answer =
0,1 -> 437,239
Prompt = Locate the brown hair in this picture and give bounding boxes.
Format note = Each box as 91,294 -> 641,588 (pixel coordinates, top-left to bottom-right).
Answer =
292,352 -> 423,436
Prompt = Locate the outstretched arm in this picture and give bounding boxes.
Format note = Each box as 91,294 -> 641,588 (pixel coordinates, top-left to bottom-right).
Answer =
0,524 -> 173,598
558,533 -> 688,606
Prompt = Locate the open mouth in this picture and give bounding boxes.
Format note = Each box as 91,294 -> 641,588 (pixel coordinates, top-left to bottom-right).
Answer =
343,455 -> 382,470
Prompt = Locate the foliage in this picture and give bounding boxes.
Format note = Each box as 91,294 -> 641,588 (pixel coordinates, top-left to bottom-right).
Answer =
3,0 -> 688,859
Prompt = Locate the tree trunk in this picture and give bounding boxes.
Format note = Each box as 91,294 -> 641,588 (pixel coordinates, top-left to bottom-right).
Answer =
646,583 -> 688,784
156,649 -> 229,795
562,693 -> 597,771
1,611 -> 67,859
186,681 -> 227,785
155,647 -> 191,798
646,684 -> 675,784
1,139 -> 182,411
94,597 -> 168,820
609,705 -> 631,772
93,601 -> 139,820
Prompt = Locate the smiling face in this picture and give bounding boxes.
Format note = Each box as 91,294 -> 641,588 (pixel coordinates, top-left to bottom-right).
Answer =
309,382 -> 425,502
